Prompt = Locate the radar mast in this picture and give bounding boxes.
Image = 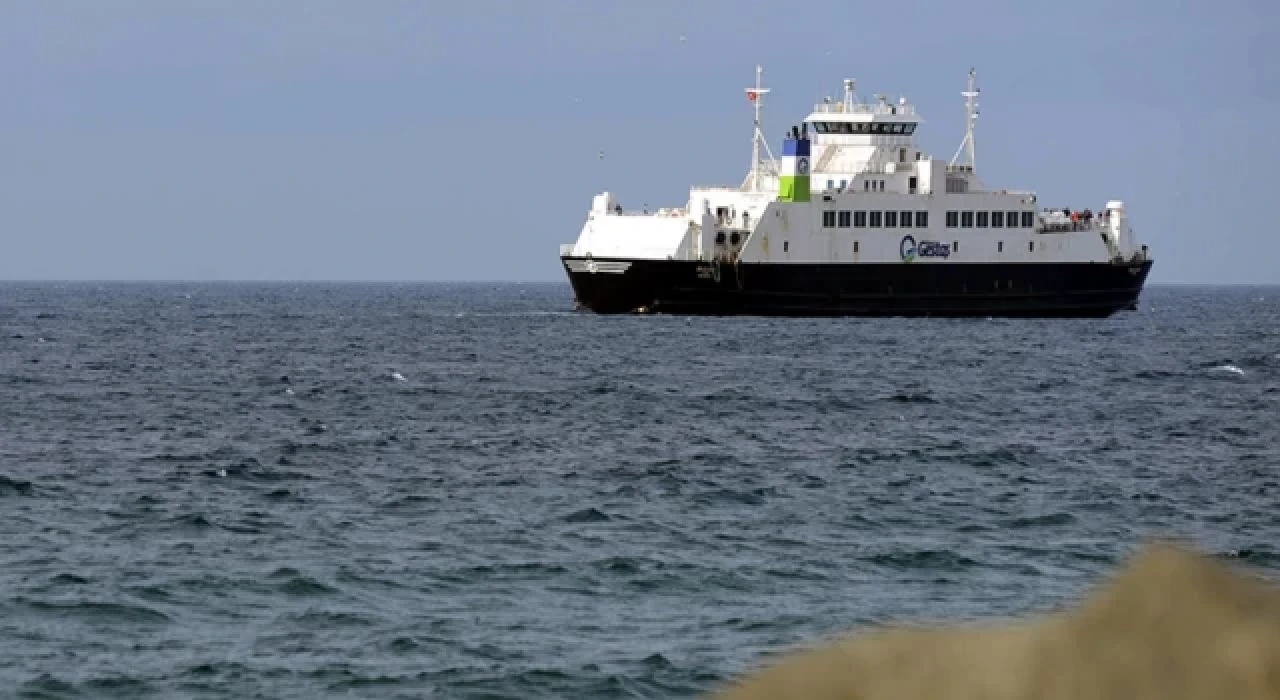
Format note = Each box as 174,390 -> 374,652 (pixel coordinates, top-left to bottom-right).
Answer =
949,68 -> 980,170
744,65 -> 778,191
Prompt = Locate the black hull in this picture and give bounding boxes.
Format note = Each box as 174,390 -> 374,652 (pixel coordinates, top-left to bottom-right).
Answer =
562,258 -> 1153,317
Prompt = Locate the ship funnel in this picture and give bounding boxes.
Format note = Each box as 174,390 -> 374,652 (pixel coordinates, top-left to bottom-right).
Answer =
778,126 -> 811,203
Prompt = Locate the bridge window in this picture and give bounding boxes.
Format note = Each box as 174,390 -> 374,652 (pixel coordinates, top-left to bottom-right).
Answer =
961,211 -> 974,227
822,211 -> 836,228
915,211 -> 928,228
839,179 -> 848,191
869,211 -> 883,227
810,121 -> 929,136
827,179 -> 834,191
1007,211 -> 1019,227
854,211 -> 867,227
885,211 -> 898,227
992,211 -> 1004,228
976,211 -> 989,228
899,210 -> 913,228
856,122 -> 918,135
838,211 -> 851,228
946,211 -> 959,228
1021,211 -> 1034,228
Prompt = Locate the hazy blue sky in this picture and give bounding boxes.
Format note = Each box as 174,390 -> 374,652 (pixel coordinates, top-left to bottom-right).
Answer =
1,1 -> 1274,282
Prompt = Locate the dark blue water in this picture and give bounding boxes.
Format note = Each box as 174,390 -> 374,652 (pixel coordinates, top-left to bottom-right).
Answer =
2,283 -> 1278,698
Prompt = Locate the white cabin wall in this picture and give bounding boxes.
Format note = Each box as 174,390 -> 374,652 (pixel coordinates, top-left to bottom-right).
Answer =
918,159 -> 942,194
739,201 -> 816,263
571,213 -> 690,259
569,190 -> 1122,265
696,210 -> 717,258
742,226 -> 1113,265
738,191 -> 1113,264
691,191 -> 773,227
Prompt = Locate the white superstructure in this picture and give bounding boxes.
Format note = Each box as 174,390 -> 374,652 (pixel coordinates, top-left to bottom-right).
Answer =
561,67 -> 1151,269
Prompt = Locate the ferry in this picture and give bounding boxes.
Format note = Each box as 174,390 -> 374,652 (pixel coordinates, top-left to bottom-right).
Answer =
559,68 -> 1153,317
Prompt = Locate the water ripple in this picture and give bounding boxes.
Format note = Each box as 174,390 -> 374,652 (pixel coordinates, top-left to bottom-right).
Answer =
1,282 -> 1277,698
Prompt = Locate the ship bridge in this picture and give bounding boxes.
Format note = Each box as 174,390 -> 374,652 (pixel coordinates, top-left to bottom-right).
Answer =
798,79 -> 946,195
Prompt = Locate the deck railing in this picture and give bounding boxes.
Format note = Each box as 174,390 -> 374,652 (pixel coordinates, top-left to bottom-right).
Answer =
810,103 -> 917,116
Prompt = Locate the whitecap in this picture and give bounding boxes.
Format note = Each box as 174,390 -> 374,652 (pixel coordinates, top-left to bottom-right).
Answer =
1210,365 -> 1244,375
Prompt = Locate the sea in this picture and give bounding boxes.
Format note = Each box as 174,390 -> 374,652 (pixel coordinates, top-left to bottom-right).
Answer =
1,282 -> 1277,699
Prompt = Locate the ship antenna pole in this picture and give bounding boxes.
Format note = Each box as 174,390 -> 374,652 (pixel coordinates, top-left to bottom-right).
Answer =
746,65 -> 771,192
949,67 -> 980,170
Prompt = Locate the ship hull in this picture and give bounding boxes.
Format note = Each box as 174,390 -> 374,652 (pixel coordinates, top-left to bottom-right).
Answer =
562,257 -> 1153,317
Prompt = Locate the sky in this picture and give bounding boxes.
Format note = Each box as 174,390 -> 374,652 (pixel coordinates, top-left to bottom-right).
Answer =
0,0 -> 1275,283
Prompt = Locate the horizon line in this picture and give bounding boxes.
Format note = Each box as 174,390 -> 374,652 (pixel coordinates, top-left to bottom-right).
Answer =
1,280 -> 1279,287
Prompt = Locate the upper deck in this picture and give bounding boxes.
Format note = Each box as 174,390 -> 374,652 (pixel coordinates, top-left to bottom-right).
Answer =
802,78 -> 922,132
808,101 -> 918,118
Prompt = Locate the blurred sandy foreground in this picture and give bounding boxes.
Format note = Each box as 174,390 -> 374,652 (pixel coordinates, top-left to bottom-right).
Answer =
710,543 -> 1279,700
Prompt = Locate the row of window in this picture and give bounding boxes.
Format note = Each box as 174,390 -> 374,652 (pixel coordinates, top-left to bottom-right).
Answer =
811,121 -> 917,135
945,210 -> 1036,229
822,210 -> 929,229
785,240 -> 1040,254
828,179 -> 888,192
821,210 -> 1041,230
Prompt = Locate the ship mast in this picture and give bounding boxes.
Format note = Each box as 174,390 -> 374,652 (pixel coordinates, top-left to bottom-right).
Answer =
744,65 -> 776,192
949,68 -> 980,170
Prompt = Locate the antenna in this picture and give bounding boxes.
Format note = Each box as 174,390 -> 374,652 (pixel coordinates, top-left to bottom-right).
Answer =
743,65 -> 777,192
950,67 -> 980,169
